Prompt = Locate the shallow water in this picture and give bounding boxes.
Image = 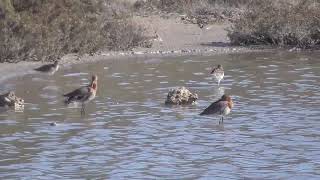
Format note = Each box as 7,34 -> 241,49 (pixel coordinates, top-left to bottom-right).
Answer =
1,52 -> 320,179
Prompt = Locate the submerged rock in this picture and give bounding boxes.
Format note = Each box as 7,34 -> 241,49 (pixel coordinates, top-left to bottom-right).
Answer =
0,91 -> 24,110
49,122 -> 58,126
165,87 -> 198,105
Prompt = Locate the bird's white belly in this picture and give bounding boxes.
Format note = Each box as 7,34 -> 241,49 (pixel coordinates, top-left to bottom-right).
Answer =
49,66 -> 59,75
87,94 -> 95,102
83,93 -> 96,103
222,106 -> 231,116
214,72 -> 224,81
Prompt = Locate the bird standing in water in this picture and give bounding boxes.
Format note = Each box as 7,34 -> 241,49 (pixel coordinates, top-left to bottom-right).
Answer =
211,64 -> 224,86
63,75 -> 98,115
34,60 -> 59,74
200,94 -> 233,124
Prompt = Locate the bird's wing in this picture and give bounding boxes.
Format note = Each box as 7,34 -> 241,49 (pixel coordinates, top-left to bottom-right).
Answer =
212,68 -> 223,74
63,86 -> 89,98
34,64 -> 52,71
210,67 -> 217,74
200,101 -> 228,115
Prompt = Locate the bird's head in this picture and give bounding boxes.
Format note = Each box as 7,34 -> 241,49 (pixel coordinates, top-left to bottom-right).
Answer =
92,74 -> 98,82
91,75 -> 98,90
210,64 -> 223,74
221,94 -> 233,108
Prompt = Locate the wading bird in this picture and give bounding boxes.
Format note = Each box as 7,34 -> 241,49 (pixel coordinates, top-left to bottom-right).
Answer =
210,64 -> 224,86
200,94 -> 233,124
63,75 -> 98,115
34,60 -> 59,74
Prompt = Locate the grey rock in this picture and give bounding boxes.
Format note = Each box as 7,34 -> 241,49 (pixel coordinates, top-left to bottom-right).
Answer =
165,87 -> 198,105
49,122 -> 58,126
0,91 -> 24,108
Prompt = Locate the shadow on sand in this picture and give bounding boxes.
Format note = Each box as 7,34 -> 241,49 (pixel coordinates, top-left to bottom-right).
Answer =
200,42 -> 233,47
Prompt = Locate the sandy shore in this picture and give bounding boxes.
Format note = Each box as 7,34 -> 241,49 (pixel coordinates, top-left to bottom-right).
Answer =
0,15 -> 265,84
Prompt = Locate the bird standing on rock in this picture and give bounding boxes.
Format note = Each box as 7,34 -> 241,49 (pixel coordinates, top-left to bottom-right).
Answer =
200,94 -> 233,124
211,64 -> 224,86
34,60 -> 59,74
63,75 -> 98,115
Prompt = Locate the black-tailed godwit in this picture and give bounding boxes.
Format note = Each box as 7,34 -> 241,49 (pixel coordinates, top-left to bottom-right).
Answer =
63,75 -> 98,115
200,94 -> 233,124
211,64 -> 224,86
34,60 -> 59,74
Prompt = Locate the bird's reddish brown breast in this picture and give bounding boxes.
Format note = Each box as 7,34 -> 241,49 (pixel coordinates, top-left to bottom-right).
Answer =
92,83 -> 97,91
228,99 -> 234,109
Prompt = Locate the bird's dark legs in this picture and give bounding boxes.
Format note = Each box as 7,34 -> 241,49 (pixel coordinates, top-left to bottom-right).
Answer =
81,103 -> 85,115
219,116 -> 224,124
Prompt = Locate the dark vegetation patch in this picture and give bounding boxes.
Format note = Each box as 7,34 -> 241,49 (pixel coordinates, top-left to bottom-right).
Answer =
2,0 -> 319,63
227,0 -> 320,48
133,0 -> 249,26
135,0 -> 320,49
0,0 -> 150,63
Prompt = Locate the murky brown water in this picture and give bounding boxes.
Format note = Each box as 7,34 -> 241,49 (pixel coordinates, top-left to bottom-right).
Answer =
1,52 -> 320,179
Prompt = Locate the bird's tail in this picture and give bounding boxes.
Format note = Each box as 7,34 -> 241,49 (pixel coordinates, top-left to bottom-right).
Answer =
199,108 -> 210,116
63,95 -> 73,105
64,98 -> 71,105
199,111 -> 206,116
63,97 -> 69,104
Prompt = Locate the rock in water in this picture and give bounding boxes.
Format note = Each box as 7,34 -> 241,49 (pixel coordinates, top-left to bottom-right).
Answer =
0,91 -> 24,110
165,87 -> 198,105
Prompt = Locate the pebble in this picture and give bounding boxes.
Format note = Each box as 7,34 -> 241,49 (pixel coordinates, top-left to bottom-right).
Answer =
49,122 -> 57,126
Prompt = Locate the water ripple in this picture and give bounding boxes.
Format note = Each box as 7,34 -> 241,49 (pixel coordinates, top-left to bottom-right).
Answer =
1,52 -> 320,179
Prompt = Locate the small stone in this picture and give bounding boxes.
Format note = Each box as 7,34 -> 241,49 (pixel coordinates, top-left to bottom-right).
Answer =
49,122 -> 57,126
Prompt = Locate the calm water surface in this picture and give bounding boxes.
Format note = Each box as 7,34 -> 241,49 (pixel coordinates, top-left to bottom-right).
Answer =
0,52 -> 320,179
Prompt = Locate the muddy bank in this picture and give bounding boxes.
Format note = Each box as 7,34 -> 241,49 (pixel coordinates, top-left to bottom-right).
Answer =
0,45 -> 268,86
0,15 -> 268,84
